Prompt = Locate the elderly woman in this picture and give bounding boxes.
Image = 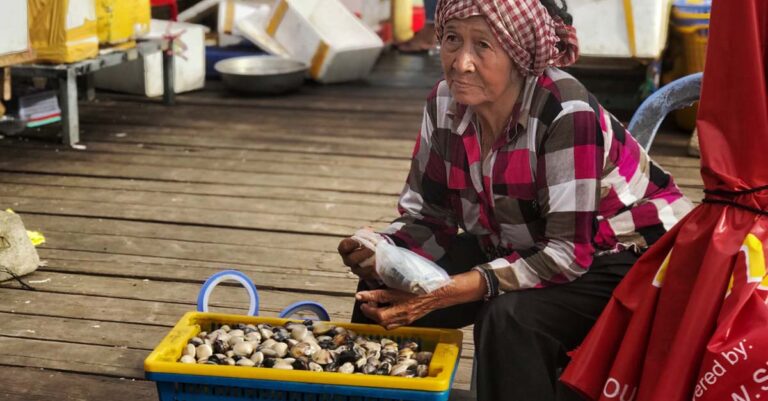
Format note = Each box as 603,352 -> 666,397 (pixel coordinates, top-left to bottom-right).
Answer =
338,0 -> 692,399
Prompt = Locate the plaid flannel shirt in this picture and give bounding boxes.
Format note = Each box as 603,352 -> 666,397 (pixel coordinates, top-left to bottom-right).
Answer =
381,68 -> 692,296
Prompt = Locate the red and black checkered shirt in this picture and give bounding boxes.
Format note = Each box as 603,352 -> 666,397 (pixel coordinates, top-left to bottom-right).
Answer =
381,68 -> 692,295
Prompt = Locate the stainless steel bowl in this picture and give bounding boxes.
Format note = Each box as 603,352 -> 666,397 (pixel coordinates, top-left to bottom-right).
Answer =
215,56 -> 308,95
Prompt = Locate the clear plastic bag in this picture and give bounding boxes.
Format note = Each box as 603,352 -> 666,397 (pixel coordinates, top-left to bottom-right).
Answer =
352,229 -> 451,295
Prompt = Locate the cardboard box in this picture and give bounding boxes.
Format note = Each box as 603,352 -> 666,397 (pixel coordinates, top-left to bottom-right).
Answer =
265,0 -> 384,83
93,20 -> 205,96
29,0 -> 99,63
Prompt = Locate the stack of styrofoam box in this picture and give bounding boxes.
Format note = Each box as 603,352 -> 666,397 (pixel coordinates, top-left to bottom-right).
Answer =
264,0 -> 384,83
93,20 -> 205,96
217,0 -> 273,46
338,0 -> 391,35
570,0 -> 672,59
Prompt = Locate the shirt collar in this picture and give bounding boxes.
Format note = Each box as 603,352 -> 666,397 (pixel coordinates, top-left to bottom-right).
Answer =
446,75 -> 539,138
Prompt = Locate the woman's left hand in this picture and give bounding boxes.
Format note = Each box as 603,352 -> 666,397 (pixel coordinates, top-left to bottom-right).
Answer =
356,288 -> 442,330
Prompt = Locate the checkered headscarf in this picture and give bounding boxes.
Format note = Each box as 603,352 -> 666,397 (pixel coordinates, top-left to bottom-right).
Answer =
435,0 -> 579,76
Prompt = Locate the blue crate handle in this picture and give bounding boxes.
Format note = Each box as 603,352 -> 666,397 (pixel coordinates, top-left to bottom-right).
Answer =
279,301 -> 330,321
197,270 -> 260,316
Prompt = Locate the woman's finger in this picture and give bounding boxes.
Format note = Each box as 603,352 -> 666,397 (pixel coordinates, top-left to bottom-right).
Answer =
337,238 -> 359,254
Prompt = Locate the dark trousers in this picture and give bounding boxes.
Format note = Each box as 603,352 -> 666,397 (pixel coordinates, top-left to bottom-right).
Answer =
351,236 -> 638,401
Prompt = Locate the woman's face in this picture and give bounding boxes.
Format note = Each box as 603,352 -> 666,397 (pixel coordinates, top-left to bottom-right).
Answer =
440,16 -> 521,107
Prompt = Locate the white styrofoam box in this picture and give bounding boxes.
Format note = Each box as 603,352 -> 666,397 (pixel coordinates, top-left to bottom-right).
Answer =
266,0 -> 384,83
217,0 -> 273,37
236,12 -> 291,58
570,0 -> 672,59
1,0 -> 29,57
93,20 -> 206,97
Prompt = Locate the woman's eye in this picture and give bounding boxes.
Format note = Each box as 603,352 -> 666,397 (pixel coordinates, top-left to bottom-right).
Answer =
445,34 -> 458,42
478,41 -> 491,49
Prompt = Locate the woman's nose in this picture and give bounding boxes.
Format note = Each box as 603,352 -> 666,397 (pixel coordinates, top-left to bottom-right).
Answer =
453,47 -> 476,73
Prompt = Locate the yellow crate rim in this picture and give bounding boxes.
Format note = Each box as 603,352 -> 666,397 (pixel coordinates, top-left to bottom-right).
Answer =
671,9 -> 710,20
144,312 -> 463,392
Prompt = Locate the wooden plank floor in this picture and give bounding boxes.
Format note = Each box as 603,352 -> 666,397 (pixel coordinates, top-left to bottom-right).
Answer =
0,51 -> 703,401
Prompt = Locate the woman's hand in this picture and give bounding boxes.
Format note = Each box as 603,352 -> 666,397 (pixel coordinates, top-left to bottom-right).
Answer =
356,288 -> 440,330
356,270 -> 488,330
337,237 -> 378,282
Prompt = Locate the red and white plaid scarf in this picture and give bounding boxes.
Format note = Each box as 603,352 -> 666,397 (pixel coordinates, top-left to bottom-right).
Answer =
435,0 -> 579,76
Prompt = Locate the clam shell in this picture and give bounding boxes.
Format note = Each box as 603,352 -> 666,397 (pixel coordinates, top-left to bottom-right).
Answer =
233,341 -> 254,357
338,362 -> 355,374
180,355 -> 196,364
237,358 -> 256,367
182,344 -> 196,358
415,351 -> 433,365
273,360 -> 293,370
250,351 -> 264,366
196,344 -> 213,360
272,342 -> 289,358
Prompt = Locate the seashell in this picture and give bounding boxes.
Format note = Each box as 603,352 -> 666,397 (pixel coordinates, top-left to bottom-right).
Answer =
338,362 -> 355,374
258,339 -> 277,350
401,341 -> 419,352
377,362 -> 392,375
259,328 -> 274,340
273,360 -> 293,370
260,348 -> 278,358
220,325 -> 231,332
390,363 -> 411,377
291,342 -> 314,359
312,349 -> 335,365
417,364 -> 429,378
355,356 -> 367,369
198,331 -> 208,339
318,338 -> 335,350
272,342 -> 289,358
229,336 -> 245,347
364,341 -> 381,353
380,338 -> 396,347
235,323 -> 249,331
312,322 -> 333,335
213,339 -> 230,354
183,344 -> 196,358
236,358 -> 254,367
245,331 -> 262,342
346,330 -> 358,341
273,328 -> 290,342
262,358 -> 276,368
250,351 -> 264,366
225,350 -> 235,358
291,325 -> 308,341
398,348 -> 414,361
292,357 -> 310,370
366,356 -> 380,367
415,352 -> 433,365
245,324 -> 257,333
180,355 -> 196,364
196,344 -> 213,360
362,363 -> 378,375
335,349 -> 359,366
229,329 -> 245,338
333,333 -> 349,348
247,340 -> 260,350
190,337 -> 204,347
233,341 -> 254,357
316,335 -> 333,343
224,358 -> 236,366
308,362 -> 323,372
282,358 -> 296,364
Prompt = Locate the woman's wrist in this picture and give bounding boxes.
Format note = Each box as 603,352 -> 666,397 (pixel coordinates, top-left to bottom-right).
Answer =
433,270 -> 488,309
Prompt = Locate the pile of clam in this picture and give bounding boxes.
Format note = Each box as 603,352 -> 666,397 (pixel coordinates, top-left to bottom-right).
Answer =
178,320 -> 432,378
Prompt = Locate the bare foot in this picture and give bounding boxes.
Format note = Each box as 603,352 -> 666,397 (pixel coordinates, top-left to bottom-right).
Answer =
395,23 -> 436,53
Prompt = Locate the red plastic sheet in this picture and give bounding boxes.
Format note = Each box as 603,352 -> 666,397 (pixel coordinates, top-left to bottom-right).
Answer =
561,0 -> 768,400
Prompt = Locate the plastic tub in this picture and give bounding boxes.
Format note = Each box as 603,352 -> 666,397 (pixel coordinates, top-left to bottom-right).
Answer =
145,312 -> 463,401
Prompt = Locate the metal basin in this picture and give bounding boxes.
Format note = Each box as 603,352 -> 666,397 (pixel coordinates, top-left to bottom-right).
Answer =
215,56 -> 308,95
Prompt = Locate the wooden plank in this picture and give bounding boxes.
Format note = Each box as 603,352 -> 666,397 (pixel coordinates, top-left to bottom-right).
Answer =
32,231 -> 350,274
0,173 -> 399,208
0,336 -> 145,378
0,196 -> 386,236
0,271 -> 357,318
0,366 -> 158,401
0,183 -> 397,223
23,214 -> 342,252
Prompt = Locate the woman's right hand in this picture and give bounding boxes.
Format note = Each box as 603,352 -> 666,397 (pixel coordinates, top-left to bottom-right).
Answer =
337,237 -> 378,282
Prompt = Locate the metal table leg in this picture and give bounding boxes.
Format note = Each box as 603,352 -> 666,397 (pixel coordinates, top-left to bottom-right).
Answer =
163,40 -> 175,106
58,68 -> 84,149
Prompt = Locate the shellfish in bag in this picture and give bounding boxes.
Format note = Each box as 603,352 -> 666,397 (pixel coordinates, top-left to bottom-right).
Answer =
351,229 -> 450,294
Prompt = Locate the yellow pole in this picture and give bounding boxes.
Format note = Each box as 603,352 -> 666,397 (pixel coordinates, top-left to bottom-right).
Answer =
392,0 -> 414,42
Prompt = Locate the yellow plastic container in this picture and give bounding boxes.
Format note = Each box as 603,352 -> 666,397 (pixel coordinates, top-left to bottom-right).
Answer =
145,312 -> 463,393
671,24 -> 709,130
133,0 -> 151,37
28,0 -> 99,64
96,0 -> 139,45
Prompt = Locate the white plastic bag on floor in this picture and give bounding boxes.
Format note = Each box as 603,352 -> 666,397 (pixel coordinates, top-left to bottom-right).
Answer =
352,229 -> 451,295
0,211 -> 40,282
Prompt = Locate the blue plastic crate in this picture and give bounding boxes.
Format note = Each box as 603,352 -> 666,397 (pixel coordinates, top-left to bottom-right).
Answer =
148,368 -> 457,401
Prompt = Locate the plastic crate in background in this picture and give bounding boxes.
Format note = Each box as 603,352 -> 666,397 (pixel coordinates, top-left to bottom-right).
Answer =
670,0 -> 711,130
145,312 -> 463,401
